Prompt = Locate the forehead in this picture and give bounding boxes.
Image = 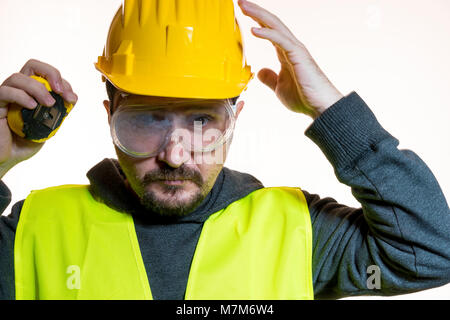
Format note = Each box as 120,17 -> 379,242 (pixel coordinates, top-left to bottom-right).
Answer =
114,91 -> 229,107
117,93 -> 193,105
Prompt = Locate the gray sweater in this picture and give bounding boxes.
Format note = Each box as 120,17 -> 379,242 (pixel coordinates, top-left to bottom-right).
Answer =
0,92 -> 449,300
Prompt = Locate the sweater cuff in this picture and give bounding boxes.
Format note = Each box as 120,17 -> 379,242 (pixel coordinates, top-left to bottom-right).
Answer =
305,92 -> 394,171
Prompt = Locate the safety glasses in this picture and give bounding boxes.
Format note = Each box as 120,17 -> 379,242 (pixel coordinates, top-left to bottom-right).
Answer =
110,99 -> 236,158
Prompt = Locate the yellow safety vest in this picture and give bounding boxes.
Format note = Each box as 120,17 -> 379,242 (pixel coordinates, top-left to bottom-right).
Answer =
14,185 -> 313,300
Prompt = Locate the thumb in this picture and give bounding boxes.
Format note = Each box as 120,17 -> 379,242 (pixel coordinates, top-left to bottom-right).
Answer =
257,68 -> 278,92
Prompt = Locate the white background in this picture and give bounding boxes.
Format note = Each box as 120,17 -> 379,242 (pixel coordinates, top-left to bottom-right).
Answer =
0,0 -> 449,299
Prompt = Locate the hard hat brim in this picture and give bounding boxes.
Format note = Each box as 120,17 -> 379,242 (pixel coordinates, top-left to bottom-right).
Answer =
95,63 -> 253,100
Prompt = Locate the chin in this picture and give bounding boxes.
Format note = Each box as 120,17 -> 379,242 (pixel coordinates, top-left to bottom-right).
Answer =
141,182 -> 205,217
147,180 -> 198,198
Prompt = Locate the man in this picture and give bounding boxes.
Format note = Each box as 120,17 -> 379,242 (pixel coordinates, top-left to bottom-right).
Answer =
0,0 -> 449,299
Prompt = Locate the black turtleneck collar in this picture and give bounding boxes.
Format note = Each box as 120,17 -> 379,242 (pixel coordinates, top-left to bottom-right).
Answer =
86,158 -> 264,224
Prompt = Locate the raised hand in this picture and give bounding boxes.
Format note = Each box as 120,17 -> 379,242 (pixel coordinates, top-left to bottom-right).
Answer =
238,0 -> 344,119
0,59 -> 77,177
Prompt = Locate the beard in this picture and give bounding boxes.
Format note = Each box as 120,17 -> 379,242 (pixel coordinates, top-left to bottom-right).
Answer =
136,165 -> 209,217
140,185 -> 206,217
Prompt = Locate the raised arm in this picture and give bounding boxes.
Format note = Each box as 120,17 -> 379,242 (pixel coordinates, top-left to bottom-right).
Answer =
303,92 -> 450,298
238,0 -> 450,299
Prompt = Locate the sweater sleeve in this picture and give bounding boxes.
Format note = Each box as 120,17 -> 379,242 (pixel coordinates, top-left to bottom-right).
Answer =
304,92 -> 450,299
0,181 -> 23,300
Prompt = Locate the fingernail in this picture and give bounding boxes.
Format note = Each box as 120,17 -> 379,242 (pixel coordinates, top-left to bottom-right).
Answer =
28,100 -> 38,108
54,82 -> 62,93
68,93 -> 78,103
46,97 -> 56,106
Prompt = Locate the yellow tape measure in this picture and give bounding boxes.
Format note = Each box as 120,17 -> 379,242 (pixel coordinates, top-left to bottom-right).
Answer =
7,76 -> 74,143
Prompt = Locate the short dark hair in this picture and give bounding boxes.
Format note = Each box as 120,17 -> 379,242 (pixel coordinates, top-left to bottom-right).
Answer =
105,80 -> 117,107
105,80 -> 239,109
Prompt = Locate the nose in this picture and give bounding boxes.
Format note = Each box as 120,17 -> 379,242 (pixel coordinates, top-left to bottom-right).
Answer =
156,132 -> 190,168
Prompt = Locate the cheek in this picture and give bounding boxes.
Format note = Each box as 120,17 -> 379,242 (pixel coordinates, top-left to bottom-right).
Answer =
197,163 -> 224,188
116,147 -> 155,181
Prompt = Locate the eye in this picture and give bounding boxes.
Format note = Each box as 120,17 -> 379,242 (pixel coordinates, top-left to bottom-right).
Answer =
193,115 -> 213,126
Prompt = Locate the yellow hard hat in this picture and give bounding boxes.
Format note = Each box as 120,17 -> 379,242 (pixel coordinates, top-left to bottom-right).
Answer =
95,0 -> 254,100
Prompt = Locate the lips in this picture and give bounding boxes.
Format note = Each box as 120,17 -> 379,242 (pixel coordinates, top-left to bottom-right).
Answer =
154,179 -> 189,186
161,180 -> 186,185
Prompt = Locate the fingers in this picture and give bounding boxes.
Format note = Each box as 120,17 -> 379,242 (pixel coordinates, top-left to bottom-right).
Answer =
257,68 -> 278,92
238,0 -> 295,38
0,86 -> 38,113
20,59 -> 63,93
238,0 -> 311,58
0,59 -> 79,121
61,79 -> 78,104
20,59 -> 77,104
251,27 -> 299,53
2,73 -> 56,107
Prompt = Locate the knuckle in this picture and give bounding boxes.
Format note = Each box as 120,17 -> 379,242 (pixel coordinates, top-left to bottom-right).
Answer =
36,82 -> 48,93
54,71 -> 63,82
39,83 -> 49,96
26,58 -> 38,66
5,73 -> 22,84
12,72 -> 23,79
291,39 -> 302,47
62,78 -> 72,89
0,86 -> 7,97
29,78 -> 44,91
38,87 -> 52,101
10,89 -> 22,101
0,86 -> 18,101
273,15 -> 282,24
47,67 -> 62,80
28,82 -> 49,101
292,40 -> 306,51
0,86 -> 13,98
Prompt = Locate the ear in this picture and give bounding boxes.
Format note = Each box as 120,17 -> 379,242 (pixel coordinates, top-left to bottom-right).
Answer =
235,101 -> 245,119
103,100 -> 112,124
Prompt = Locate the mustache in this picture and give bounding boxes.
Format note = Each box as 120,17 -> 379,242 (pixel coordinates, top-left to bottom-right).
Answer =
142,165 -> 203,186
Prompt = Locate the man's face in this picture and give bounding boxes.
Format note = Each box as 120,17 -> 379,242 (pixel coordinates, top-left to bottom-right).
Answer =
104,93 -> 243,217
